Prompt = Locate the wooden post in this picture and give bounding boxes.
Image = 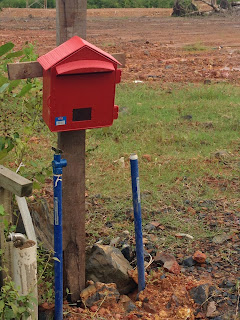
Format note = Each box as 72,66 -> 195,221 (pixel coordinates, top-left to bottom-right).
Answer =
56,0 -> 87,302
0,165 -> 32,285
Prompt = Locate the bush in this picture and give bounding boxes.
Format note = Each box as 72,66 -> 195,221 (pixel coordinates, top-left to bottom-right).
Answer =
0,0 -> 173,9
0,0 -> 56,8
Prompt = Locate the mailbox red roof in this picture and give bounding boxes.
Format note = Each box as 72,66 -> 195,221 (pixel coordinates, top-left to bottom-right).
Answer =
37,36 -> 121,71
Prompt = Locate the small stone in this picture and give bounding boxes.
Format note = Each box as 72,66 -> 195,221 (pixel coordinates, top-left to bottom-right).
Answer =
204,79 -> 211,85
214,150 -> 231,160
193,250 -> 207,264
182,257 -> 196,267
143,302 -> 157,314
206,301 -> 217,318
219,280 -> 235,288
145,223 -> 156,231
163,260 -> 181,275
120,295 -> 136,313
121,244 -> 131,261
110,237 -> 121,247
189,284 -> 210,305
142,154 -> 151,162
90,305 -> 98,312
182,114 -> 192,120
122,230 -> 130,238
212,233 -> 231,244
154,252 -> 176,265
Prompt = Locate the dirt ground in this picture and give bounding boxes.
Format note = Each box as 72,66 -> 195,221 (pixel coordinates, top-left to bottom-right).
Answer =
0,7 -> 240,83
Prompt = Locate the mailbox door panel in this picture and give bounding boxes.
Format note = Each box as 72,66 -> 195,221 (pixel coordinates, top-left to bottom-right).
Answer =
50,71 -> 116,132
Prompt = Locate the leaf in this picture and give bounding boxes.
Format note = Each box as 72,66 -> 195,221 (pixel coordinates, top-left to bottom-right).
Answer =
17,306 -> 27,314
30,160 -> 38,167
5,50 -> 23,59
13,132 -> 19,139
8,79 -> 21,92
0,205 -> 5,216
0,299 -> 4,312
0,42 -> 14,57
17,83 -> 33,97
52,257 -> 61,263
29,296 -> 38,305
10,303 -> 18,316
0,82 -> 10,94
33,181 -> 41,190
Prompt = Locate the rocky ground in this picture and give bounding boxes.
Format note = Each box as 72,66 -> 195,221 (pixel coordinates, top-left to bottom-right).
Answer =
0,8 -> 240,84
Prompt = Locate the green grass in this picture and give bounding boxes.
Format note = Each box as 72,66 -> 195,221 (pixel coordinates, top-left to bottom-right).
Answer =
183,43 -> 210,52
84,83 -> 240,247
1,82 -> 240,249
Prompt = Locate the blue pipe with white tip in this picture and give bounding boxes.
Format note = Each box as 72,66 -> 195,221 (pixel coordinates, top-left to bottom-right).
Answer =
130,153 -> 145,292
52,148 -> 67,320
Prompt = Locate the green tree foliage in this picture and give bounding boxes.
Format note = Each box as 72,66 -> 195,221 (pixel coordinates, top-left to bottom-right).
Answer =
0,0 -> 56,8
0,0 -> 174,8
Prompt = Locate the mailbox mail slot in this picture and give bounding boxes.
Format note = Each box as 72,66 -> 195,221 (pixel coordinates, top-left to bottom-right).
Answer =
37,36 -> 121,132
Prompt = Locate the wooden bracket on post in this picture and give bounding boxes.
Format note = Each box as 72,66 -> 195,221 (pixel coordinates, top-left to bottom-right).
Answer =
7,54 -> 125,80
0,165 -> 33,286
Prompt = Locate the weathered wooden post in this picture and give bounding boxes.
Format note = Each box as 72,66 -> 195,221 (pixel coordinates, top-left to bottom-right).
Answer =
56,0 -> 87,301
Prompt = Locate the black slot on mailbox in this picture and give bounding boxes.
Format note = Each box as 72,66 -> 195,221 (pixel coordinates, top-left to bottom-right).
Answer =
72,108 -> 92,122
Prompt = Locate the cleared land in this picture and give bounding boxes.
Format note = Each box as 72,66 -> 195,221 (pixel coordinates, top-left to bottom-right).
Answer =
0,8 -> 240,83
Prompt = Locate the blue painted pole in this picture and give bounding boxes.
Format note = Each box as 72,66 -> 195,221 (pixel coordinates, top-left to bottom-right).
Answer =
52,151 -> 67,320
130,154 -> 145,292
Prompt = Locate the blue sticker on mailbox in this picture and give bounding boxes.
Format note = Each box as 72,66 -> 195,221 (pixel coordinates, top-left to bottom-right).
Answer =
55,116 -> 66,126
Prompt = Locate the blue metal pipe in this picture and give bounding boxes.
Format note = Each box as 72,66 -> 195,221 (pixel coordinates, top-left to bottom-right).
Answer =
52,152 -> 67,320
130,154 -> 145,292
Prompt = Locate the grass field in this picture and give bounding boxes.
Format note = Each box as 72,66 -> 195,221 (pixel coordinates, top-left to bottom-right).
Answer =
85,83 -> 240,246
2,81 -> 239,249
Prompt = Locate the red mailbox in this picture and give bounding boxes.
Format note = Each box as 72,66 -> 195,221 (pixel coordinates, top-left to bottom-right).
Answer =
37,36 -> 121,132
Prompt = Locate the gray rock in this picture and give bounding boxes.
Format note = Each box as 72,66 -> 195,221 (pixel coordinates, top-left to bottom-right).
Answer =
119,295 -> 136,313
110,237 -> 121,247
189,284 -> 210,305
212,233 -> 231,244
154,252 -> 176,266
86,244 -> 136,294
213,150 -> 231,160
182,257 -> 196,267
206,301 -> 217,318
121,244 -> 131,261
